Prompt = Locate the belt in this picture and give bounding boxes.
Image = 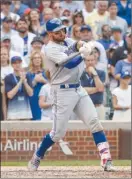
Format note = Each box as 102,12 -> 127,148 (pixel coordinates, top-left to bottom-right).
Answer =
60,83 -> 80,89
94,104 -> 102,107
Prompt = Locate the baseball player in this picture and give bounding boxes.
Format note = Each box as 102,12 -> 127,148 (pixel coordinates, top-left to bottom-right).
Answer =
28,18 -> 115,172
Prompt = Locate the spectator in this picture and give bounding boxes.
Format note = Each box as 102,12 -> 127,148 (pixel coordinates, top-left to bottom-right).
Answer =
72,10 -> 85,27
81,54 -> 106,120
69,10 -> 85,36
0,80 -> 7,120
80,25 -> 93,42
60,0 -> 80,13
11,17 -> 36,68
24,36 -> 44,67
85,1 -> 109,39
10,0 -> 29,17
31,36 -> 44,52
52,1 -> 62,19
60,16 -> 70,37
28,9 -> 44,35
42,8 -> 54,24
1,36 -> 26,68
1,47 -> 13,80
115,49 -> 132,81
39,83 -> 77,120
92,42 -> 108,72
1,0 -> 20,22
41,32 -> 50,53
22,0 -> 41,9
111,27 -> 124,47
1,16 -> 18,38
4,56 -> 33,120
98,25 -> 114,50
38,0 -> 52,14
27,51 -> 47,120
110,29 -> 131,68
116,0 -> 131,27
23,10 -> 31,27
71,25 -> 81,41
112,71 -> 131,121
1,36 -> 11,50
60,16 -> 70,27
62,8 -> 72,20
39,83 -> 52,120
97,1 -> 128,37
82,0 -> 96,24
41,31 -> 49,46
107,45 -> 118,91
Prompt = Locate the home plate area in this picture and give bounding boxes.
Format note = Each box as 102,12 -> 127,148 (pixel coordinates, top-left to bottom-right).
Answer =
1,166 -> 131,178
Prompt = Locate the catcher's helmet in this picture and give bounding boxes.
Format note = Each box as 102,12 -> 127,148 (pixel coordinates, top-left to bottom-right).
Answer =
45,18 -> 66,32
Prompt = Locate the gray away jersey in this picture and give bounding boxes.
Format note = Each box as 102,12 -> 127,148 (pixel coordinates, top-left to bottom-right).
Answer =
44,38 -> 85,85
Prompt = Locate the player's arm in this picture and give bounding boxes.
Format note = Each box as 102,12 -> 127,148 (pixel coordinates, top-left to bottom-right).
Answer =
46,47 -> 83,69
45,41 -> 93,69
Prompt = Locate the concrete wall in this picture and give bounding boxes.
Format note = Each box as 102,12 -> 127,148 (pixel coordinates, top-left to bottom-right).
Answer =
1,121 -> 131,161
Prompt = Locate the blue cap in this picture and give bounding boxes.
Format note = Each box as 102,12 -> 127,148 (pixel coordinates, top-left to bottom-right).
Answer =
121,71 -> 131,79
11,56 -> 22,63
80,25 -> 92,32
45,18 -> 66,32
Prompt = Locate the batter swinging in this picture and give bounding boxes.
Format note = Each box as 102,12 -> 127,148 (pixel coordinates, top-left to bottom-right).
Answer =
28,18 -> 116,172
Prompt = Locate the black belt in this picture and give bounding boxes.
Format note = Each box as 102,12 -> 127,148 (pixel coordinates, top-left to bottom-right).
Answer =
60,83 -> 80,89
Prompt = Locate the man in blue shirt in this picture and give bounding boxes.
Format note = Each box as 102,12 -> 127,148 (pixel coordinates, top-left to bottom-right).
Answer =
4,56 -> 33,120
98,24 -> 114,50
116,0 -> 131,27
81,53 -> 106,120
80,25 -> 93,42
115,48 -> 132,81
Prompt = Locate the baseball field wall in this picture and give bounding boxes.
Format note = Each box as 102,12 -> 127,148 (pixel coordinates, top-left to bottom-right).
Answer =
1,121 -> 131,161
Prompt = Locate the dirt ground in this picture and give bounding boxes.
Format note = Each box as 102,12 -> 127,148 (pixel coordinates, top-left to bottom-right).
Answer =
1,166 -> 131,178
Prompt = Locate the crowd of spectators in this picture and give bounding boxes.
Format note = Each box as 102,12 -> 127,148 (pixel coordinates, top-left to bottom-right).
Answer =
0,0 -> 131,121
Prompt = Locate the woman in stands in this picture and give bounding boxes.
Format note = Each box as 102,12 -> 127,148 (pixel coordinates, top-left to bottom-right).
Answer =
28,9 -> 44,35
27,51 -> 47,120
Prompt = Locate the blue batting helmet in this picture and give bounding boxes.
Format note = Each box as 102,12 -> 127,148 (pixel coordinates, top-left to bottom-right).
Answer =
45,18 -> 66,32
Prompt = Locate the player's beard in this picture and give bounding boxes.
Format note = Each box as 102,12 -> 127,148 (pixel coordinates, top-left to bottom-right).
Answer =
52,34 -> 66,43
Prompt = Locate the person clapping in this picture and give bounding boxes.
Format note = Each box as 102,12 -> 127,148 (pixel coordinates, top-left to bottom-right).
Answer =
4,56 -> 33,120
